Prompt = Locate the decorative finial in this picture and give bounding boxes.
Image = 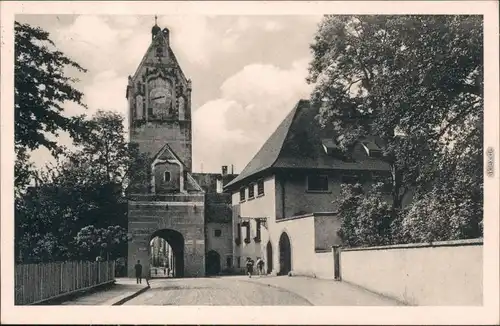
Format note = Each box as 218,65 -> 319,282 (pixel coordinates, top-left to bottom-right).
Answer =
155,15 -> 158,25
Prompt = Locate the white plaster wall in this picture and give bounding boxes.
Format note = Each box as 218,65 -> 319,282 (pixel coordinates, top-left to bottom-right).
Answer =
269,216 -> 315,275
231,176 -> 276,270
206,222 -> 232,270
340,241 -> 483,305
312,251 -> 334,279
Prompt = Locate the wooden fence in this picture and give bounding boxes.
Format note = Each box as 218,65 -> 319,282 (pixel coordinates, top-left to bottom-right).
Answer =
14,260 -> 115,305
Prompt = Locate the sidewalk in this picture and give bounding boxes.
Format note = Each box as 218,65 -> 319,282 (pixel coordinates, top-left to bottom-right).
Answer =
233,275 -> 405,306
61,278 -> 149,305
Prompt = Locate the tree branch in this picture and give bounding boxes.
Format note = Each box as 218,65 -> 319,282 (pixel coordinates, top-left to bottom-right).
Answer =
436,99 -> 482,140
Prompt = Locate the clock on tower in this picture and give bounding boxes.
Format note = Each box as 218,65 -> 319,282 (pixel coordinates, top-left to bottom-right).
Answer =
127,19 -> 193,171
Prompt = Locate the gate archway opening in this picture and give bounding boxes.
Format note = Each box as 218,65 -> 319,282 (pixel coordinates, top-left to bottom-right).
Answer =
150,229 -> 184,278
205,250 -> 221,276
266,241 -> 273,274
278,232 -> 292,275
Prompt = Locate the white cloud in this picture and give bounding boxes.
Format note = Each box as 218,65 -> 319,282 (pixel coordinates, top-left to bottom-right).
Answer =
83,70 -> 128,115
192,58 -> 312,173
54,15 -> 148,74
160,16 -> 239,67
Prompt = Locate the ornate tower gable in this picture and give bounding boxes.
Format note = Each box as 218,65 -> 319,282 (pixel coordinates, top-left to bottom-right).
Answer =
127,20 -> 193,171
126,24 -> 192,123
151,143 -> 203,194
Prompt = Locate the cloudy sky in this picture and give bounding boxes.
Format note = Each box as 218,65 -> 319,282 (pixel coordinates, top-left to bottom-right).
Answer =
18,14 -> 323,173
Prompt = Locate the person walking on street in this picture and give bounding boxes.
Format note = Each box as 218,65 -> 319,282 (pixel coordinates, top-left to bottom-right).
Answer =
256,257 -> 265,276
246,257 -> 254,278
134,260 -> 143,284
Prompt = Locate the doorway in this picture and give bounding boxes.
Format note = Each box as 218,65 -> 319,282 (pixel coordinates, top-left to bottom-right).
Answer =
205,250 -> 221,276
278,232 -> 291,275
149,229 -> 185,278
266,241 -> 273,274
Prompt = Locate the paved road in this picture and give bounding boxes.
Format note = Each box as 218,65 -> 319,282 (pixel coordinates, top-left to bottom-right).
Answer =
123,277 -> 312,305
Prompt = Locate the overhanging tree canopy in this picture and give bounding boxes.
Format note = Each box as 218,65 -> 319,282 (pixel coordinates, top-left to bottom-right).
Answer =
307,15 -> 483,208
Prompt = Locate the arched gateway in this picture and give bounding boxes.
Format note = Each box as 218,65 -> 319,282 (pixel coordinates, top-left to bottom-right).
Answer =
127,197 -> 206,278
150,229 -> 184,277
126,20 -> 234,279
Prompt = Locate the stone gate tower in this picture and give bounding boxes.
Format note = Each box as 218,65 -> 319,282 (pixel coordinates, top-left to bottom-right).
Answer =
126,19 -> 206,278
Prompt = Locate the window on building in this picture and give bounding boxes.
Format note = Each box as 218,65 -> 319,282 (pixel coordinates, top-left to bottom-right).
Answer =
243,221 -> 251,243
164,171 -> 171,182
214,229 -> 222,237
239,188 -> 246,201
307,175 -> 329,192
341,172 -> 360,185
254,219 -> 262,243
321,138 -> 340,155
248,183 -> 255,199
235,223 -> 241,245
361,141 -> 383,157
257,179 -> 264,196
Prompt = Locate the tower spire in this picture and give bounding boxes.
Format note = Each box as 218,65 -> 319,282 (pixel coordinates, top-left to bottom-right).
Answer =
151,15 -> 161,41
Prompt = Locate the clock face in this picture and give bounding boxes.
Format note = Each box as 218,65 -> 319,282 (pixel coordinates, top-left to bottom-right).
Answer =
150,87 -> 169,104
147,78 -> 173,118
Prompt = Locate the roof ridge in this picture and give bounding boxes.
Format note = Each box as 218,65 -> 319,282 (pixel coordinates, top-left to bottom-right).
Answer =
269,100 -> 304,169
224,99 -> 308,189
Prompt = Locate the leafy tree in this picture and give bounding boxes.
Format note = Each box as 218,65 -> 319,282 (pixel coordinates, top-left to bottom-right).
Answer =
336,183 -> 395,247
76,225 -> 129,261
15,21 -> 87,153
308,15 -> 483,212
15,111 -> 146,263
336,183 -> 364,247
14,21 -> 87,195
70,110 -> 150,194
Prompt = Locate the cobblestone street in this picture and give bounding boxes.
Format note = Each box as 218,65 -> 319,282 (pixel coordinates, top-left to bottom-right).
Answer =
122,276 -> 402,306
123,277 -> 312,305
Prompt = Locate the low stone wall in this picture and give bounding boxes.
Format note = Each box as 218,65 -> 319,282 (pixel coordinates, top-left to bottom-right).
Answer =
313,250 -> 334,279
339,239 -> 483,306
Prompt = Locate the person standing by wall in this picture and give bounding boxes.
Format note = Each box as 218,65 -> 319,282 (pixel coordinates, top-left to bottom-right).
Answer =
256,257 -> 264,276
246,257 -> 254,278
134,260 -> 143,284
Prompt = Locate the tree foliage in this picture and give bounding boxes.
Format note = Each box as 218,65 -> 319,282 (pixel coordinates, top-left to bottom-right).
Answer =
308,15 -> 483,209
336,183 -> 394,247
76,225 -> 129,260
309,15 -> 483,246
15,112 -> 145,263
15,21 -> 87,153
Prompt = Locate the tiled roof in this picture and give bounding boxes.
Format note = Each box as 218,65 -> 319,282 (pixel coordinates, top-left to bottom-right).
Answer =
224,100 -> 391,190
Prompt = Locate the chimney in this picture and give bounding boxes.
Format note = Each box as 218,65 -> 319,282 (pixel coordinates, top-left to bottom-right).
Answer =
231,164 -> 234,175
222,165 -> 228,176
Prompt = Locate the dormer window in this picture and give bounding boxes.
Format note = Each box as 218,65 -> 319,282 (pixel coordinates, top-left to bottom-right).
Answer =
361,141 -> 382,157
321,138 -> 339,155
164,171 -> 171,182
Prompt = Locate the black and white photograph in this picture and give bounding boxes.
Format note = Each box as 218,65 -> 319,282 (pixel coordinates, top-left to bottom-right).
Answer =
1,1 -> 499,325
